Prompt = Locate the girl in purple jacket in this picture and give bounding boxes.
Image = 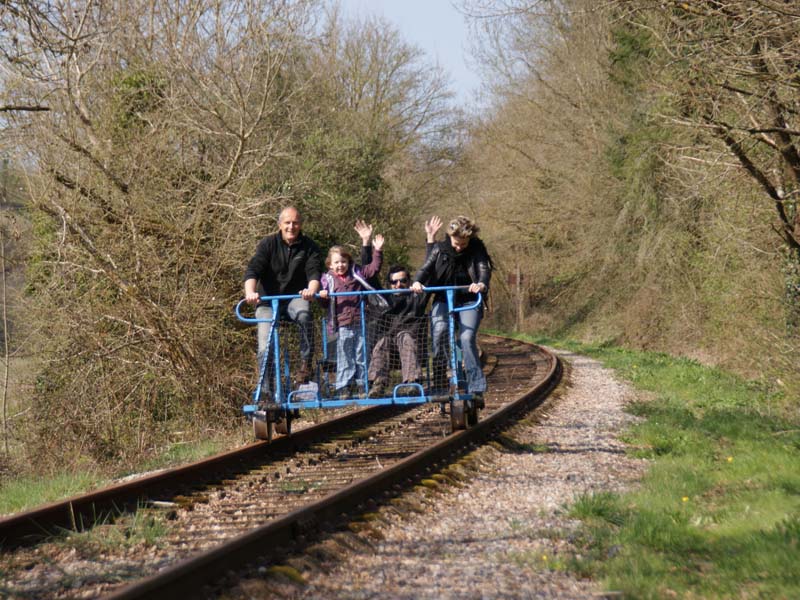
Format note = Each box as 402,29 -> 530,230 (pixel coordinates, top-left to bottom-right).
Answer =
319,234 -> 384,395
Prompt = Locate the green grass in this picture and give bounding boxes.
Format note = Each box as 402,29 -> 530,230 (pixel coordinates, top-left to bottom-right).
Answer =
134,438 -> 230,473
505,332 -> 800,598
0,437 -> 232,515
0,470 -> 105,515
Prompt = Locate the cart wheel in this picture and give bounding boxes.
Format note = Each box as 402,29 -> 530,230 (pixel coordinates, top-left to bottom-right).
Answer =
450,399 -> 467,431
275,414 -> 292,435
253,411 -> 274,442
466,400 -> 479,426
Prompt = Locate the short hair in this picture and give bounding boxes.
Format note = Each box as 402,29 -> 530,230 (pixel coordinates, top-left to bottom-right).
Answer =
325,245 -> 353,268
277,206 -> 302,224
386,264 -> 409,284
447,216 -> 479,239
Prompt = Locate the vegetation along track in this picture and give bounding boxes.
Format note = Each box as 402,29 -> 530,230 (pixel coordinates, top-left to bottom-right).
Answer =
0,334 -> 559,599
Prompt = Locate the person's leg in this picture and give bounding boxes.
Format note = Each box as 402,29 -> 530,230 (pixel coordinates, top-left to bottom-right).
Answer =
430,301 -> 449,390
255,305 -> 274,363
253,304 -> 278,401
457,306 -> 486,393
287,297 -> 313,380
368,336 -> 389,382
396,329 -> 420,382
353,326 -> 366,393
255,304 -> 276,382
335,326 -> 357,393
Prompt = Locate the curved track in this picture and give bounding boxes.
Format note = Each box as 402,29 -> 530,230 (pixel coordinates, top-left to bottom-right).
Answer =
0,335 -> 559,600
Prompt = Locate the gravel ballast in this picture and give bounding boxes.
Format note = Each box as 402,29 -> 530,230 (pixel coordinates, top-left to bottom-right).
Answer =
233,349 -> 649,599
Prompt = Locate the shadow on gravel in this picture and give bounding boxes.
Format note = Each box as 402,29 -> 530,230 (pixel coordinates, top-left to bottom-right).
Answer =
489,434 -> 550,454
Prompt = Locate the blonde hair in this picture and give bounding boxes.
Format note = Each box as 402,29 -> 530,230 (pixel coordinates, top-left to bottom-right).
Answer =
325,245 -> 353,269
447,216 -> 480,239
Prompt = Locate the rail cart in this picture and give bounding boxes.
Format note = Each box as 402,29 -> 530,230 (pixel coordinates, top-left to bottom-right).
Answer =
235,285 -> 483,440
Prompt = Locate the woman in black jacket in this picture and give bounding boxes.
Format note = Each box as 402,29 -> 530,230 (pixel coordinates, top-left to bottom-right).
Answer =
410,216 -> 492,402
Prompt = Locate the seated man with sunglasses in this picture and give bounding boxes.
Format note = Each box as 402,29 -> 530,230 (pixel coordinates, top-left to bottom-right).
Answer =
367,265 -> 429,397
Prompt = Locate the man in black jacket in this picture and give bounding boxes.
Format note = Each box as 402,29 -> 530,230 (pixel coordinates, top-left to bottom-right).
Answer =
243,206 -> 322,382
367,265 -> 428,397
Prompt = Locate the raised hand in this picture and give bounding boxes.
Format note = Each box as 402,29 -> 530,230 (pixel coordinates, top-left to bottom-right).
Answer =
425,215 -> 442,243
372,234 -> 385,251
354,219 -> 373,245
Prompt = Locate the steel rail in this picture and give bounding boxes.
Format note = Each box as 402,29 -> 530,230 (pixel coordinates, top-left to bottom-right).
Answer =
0,405 -> 392,547
105,342 -> 561,600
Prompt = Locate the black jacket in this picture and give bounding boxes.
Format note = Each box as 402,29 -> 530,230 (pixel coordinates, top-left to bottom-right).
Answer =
243,232 -> 322,298
413,238 -> 492,305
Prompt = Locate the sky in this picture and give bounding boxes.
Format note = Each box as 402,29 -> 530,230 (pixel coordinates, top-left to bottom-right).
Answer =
338,0 -> 481,107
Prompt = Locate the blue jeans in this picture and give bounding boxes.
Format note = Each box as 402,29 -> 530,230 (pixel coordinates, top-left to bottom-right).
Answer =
334,325 -> 365,391
255,298 -> 313,367
430,301 -> 485,393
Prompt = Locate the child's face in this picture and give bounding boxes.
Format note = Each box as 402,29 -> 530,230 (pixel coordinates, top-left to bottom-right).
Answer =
330,252 -> 350,276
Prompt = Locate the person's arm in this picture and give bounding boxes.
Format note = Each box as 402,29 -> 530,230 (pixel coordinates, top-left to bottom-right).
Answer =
411,245 -> 438,293
361,234 -> 384,279
424,216 -> 441,259
355,219 -> 373,265
317,276 -> 329,304
302,241 -> 323,300
354,219 -> 373,244
425,216 -> 442,243
468,240 -> 491,294
302,278 -> 321,300
243,237 -> 270,304
244,278 -> 260,305
361,244 -> 372,267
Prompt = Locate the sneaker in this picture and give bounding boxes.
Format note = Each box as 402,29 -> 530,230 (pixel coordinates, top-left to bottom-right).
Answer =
473,392 -> 485,409
368,382 -> 385,398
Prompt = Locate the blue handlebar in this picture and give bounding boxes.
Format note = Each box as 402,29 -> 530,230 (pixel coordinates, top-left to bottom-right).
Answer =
452,292 -> 483,312
235,299 -> 279,324
234,284 -> 484,323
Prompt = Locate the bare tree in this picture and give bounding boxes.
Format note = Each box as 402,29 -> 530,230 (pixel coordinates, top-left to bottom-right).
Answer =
1,221 -> 9,458
611,1 -> 800,251
273,10 -> 456,252
451,0 -> 625,328
0,0 -> 325,463
0,0 -> 458,466
454,0 -> 799,395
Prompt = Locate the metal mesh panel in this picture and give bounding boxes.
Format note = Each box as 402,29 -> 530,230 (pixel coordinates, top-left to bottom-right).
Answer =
257,308 -> 434,402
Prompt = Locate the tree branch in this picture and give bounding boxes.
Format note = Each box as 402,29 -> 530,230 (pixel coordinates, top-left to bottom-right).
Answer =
0,104 -> 50,112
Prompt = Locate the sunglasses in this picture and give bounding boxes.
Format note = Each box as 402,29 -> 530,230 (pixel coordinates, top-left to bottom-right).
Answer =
389,277 -> 409,285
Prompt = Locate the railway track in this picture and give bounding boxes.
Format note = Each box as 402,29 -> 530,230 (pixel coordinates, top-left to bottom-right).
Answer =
0,334 -> 559,599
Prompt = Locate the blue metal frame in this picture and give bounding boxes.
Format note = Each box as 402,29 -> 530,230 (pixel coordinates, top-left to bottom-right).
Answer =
235,285 -> 482,412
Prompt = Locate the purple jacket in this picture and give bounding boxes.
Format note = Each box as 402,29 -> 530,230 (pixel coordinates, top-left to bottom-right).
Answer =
320,249 -> 382,331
